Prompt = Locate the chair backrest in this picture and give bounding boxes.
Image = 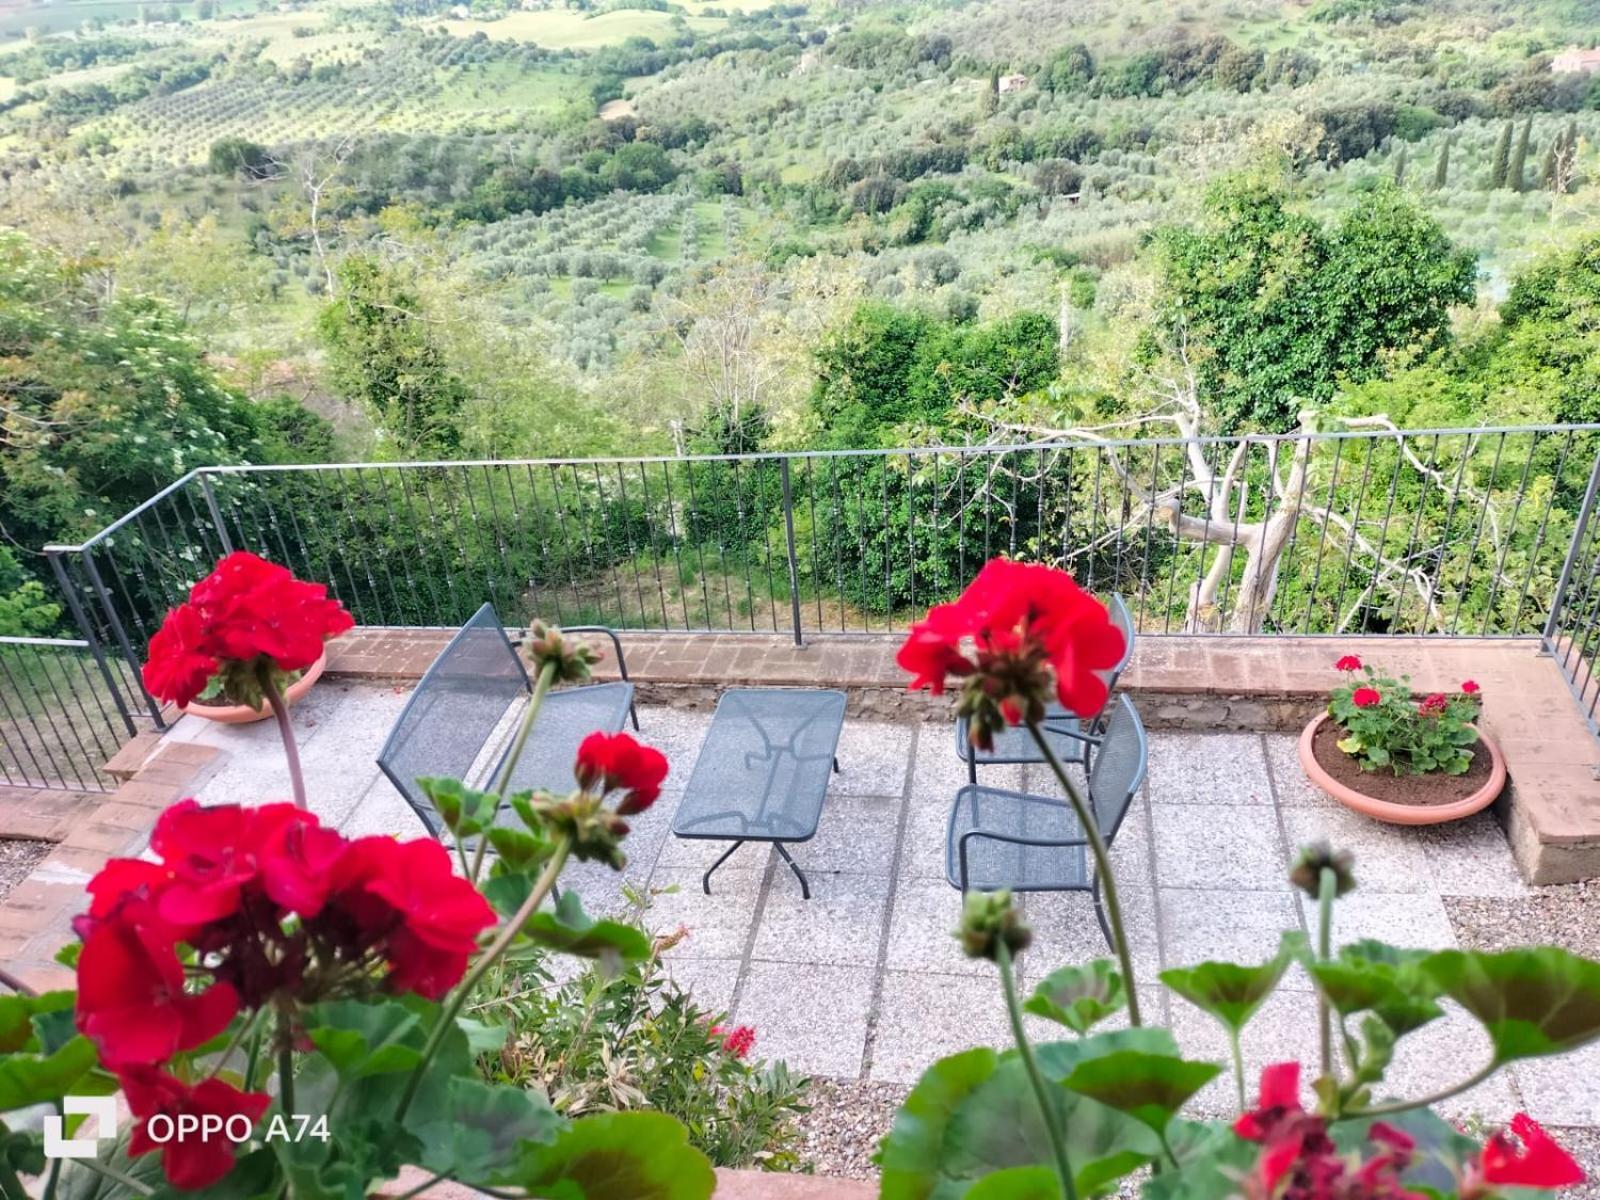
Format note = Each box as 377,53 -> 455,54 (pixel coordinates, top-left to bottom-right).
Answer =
1102,593 -> 1135,688
1086,694 -> 1147,840
376,602 -> 530,834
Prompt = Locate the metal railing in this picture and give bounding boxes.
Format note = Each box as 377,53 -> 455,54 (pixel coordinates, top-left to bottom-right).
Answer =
0,638 -> 137,793
35,424 -> 1600,742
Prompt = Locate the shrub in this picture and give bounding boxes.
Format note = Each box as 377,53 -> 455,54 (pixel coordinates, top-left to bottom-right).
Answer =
1325,655 -> 1481,775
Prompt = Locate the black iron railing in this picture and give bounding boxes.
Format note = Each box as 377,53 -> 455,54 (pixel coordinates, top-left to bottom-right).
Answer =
25,422 -> 1600,770
0,638 -> 137,792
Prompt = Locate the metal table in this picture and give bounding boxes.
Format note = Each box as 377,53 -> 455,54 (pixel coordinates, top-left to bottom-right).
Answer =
671,688 -> 846,899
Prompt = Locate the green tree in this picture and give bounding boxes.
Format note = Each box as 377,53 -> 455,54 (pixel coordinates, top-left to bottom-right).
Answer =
0,546 -> 60,636
0,233 -> 270,554
1152,176 -> 1475,431
1432,135 -> 1450,190
1392,144 -> 1407,185
1508,118 -> 1531,192
208,136 -> 272,179
1489,120 -> 1512,188
317,255 -> 468,457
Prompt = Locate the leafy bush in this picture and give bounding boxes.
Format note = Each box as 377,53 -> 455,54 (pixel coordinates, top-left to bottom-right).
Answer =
475,910 -> 811,1171
1326,656 -> 1481,775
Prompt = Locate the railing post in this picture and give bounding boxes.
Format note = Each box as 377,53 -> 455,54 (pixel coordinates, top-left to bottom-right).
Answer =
199,472 -> 235,555
1544,444 -> 1600,643
45,550 -> 139,738
779,458 -> 804,647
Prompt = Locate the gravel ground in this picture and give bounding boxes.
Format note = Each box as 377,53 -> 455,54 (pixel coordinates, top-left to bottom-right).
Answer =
0,838 -> 50,904
1444,881 -> 1600,959
793,1079 -> 907,1180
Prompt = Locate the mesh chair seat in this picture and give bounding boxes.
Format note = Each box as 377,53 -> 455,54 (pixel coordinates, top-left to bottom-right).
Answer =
946,785 -> 1092,891
499,681 -> 635,800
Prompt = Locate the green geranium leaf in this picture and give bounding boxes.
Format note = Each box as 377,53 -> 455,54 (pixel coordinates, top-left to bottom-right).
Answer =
1161,932 -> 1305,1034
509,1110 -> 715,1199
1060,1051 -> 1222,1135
1423,947 -> 1600,1063
0,1034 -> 100,1110
881,1032 -> 1170,1200
415,1076 -> 564,1185
457,1015 -> 509,1058
482,870 -> 536,919
305,999 -> 424,1080
488,826 -> 550,870
523,891 -> 651,961
418,777 -> 499,836
0,991 -> 74,1053
961,1166 -> 1062,1199
1306,941 -> 1445,1037
1024,960 -> 1125,1035
1140,1130 -> 1259,1200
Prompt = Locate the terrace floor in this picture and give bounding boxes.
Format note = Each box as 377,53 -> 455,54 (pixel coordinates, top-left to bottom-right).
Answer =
159,679 -> 1600,1138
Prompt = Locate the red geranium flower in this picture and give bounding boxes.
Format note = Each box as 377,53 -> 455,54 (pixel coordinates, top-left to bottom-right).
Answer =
142,604 -> 220,709
122,1066 -> 270,1191
326,837 -> 497,999
1461,680 -> 1481,695
76,911 -> 238,1067
1352,687 -> 1382,709
897,558 -> 1125,727
1419,692 -> 1449,715
1335,655 -> 1363,672
575,731 -> 670,815
1468,1114 -> 1585,1192
143,552 -> 353,706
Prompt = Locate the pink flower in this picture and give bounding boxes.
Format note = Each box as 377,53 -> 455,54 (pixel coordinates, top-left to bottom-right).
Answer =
1461,680 -> 1480,695
711,1024 -> 756,1058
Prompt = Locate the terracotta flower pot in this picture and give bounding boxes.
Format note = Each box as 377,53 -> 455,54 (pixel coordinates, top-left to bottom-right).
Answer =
1297,711 -> 1506,826
179,652 -> 328,726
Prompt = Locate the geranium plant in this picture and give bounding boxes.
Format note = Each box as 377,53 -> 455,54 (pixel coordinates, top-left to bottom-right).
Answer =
1327,656 -> 1481,775
881,558 -> 1600,1200
0,555 -> 718,1200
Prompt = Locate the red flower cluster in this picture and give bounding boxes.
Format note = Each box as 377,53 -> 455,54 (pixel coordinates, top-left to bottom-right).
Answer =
1351,687 -> 1382,709
75,801 -> 496,1190
711,1024 -> 757,1059
1462,1114 -> 1585,1196
1462,680 -> 1481,695
575,731 -> 669,815
1234,1063 -> 1425,1200
143,552 -> 354,707
1335,656 -> 1363,672
122,1068 -> 271,1191
897,559 -> 1124,741
1419,692 -> 1449,715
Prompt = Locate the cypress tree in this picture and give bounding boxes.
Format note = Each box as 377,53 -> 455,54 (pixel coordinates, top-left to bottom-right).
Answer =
1508,118 -> 1531,192
1432,135 -> 1451,189
1542,139 -> 1559,189
1489,120 -> 1512,189
1392,144 -> 1407,184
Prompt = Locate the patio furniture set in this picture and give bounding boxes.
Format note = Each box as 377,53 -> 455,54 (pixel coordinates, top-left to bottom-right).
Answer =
374,599 -> 1146,947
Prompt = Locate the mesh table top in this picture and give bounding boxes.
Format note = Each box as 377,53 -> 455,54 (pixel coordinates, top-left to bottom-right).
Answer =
672,688 -> 846,843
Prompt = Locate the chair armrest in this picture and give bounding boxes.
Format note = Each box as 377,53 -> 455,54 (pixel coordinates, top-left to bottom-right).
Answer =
563,626 -> 630,680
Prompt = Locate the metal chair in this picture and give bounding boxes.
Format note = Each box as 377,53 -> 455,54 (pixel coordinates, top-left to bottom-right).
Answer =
954,593 -> 1135,783
376,603 -> 637,837
945,694 -> 1148,949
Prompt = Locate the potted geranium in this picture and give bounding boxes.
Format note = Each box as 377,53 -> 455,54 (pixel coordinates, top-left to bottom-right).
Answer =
142,552 -> 352,803
1297,655 -> 1507,825
881,559 -> 1595,1200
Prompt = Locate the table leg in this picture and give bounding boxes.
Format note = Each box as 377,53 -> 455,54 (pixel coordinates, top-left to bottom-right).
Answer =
774,842 -> 811,900
703,840 -> 746,895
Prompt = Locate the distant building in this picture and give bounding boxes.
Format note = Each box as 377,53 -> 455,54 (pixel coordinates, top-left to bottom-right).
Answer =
997,72 -> 1029,93
1551,46 -> 1600,74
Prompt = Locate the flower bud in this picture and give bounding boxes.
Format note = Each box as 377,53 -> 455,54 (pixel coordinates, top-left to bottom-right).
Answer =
1290,841 -> 1356,899
526,621 -> 600,684
958,889 -> 1033,962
